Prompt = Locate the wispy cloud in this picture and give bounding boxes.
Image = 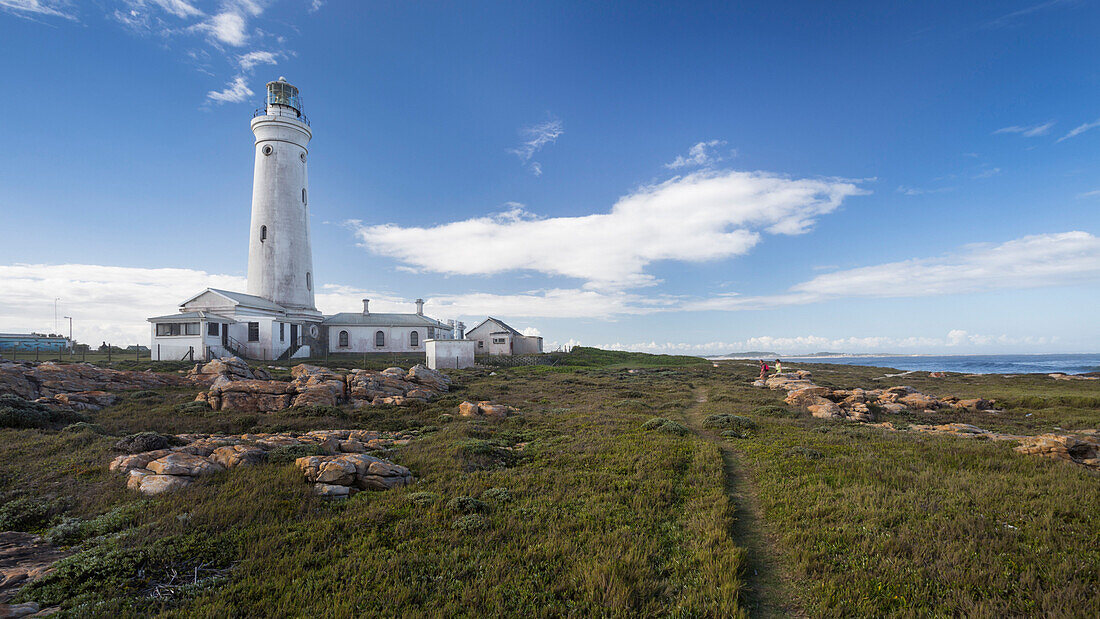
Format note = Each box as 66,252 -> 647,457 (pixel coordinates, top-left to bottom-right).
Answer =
983,0 -> 1076,29
971,167 -> 1001,179
309,0 -> 324,13
1077,189 -> 1100,198
665,140 -> 729,169
509,117 -> 563,175
1057,118 -> 1100,142
896,185 -> 954,196
351,170 -> 866,289
0,0 -> 76,20
206,75 -> 253,104
237,49 -> 280,72
994,121 -> 1055,137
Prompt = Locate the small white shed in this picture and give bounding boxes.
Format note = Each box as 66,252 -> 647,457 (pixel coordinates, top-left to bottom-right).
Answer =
425,339 -> 476,370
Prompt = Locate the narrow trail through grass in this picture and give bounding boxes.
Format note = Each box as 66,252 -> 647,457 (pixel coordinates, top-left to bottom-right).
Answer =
685,387 -> 804,618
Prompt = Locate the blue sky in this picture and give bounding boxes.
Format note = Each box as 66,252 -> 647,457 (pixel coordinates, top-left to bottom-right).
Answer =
1,0 -> 1098,354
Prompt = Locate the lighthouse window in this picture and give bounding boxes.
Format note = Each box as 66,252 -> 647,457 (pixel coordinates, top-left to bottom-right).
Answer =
306,272 -> 312,291
302,188 -> 307,204
262,144 -> 273,156
260,226 -> 267,242
300,152 -> 307,163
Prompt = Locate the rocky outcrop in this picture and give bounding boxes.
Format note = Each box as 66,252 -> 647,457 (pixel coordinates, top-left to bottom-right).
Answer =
0,532 -> 68,612
186,356 -> 271,384
195,364 -> 451,413
108,429 -> 417,495
296,453 -> 414,497
0,361 -> 188,412
757,372 -> 1001,422
457,401 -> 518,419
1015,434 -> 1100,468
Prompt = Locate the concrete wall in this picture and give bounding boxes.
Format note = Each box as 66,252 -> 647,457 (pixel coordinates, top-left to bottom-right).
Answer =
513,335 -> 544,354
426,339 -> 475,369
327,326 -> 428,353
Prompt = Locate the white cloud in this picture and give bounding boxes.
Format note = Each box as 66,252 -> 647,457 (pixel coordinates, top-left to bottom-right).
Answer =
665,140 -> 728,169
896,185 -> 954,196
0,0 -> 76,20
1057,118 -> 1100,142
351,170 -> 865,289
1077,189 -> 1100,198
309,0 -> 324,12
983,0 -> 1074,29
237,50 -> 279,72
971,167 -> 1001,179
520,327 -> 541,337
993,121 -> 1055,137
687,231 -> 1100,311
195,10 -> 248,46
147,0 -> 203,19
206,75 -> 253,103
510,118 -> 562,174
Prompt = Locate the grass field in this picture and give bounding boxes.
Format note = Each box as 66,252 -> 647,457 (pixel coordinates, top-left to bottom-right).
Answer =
1,351 -> 1097,616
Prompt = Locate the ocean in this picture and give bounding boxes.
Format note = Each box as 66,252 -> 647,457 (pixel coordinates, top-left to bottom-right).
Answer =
730,354 -> 1100,375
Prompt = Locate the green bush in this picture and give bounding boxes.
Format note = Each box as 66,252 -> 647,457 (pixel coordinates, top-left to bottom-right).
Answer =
45,503 -> 144,546
114,432 -> 169,453
481,487 -> 513,503
752,404 -> 800,418
174,401 -> 213,415
641,417 -> 691,436
437,413 -> 454,423
0,394 -> 87,429
267,444 -> 326,464
63,421 -> 107,434
0,496 -> 65,531
447,496 -> 488,513
454,439 -> 517,471
452,514 -> 488,532
784,446 -> 825,460
701,414 -> 758,434
129,390 -> 161,401
406,492 -> 441,507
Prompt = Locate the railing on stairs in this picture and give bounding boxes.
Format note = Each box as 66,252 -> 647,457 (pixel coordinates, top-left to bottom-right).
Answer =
277,343 -> 302,361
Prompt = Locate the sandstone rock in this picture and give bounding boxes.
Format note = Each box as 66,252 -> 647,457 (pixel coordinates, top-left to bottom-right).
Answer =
898,392 -> 941,410
210,445 -> 266,468
407,364 -> 451,392
109,449 -> 172,473
313,483 -> 351,498
0,602 -> 40,617
126,468 -> 152,490
211,379 -> 293,395
0,532 -> 69,603
458,401 -> 480,417
381,367 -> 405,377
477,402 -> 514,418
147,453 -> 225,477
785,387 -> 830,408
138,474 -> 192,495
806,397 -> 844,419
954,398 -> 995,411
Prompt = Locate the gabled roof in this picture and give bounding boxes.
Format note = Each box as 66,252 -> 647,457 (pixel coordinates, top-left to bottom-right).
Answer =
322,312 -> 451,329
469,317 -> 521,336
147,311 -> 238,323
180,288 -> 285,312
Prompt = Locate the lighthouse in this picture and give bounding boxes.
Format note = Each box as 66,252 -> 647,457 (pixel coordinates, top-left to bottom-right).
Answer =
246,77 -> 320,322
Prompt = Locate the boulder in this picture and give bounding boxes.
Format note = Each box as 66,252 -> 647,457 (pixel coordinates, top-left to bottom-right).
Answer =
114,432 -> 170,454
477,401 -> 514,418
109,449 -> 173,473
210,445 -> 266,468
313,483 -> 351,498
954,398 -> 995,412
785,387 -> 831,408
407,364 -> 451,392
806,397 -> 844,419
898,392 -> 941,410
146,453 -> 225,477
138,474 -> 192,495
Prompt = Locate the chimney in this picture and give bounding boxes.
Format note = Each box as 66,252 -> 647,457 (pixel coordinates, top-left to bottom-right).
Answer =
362,299 -> 370,314
415,298 -> 424,315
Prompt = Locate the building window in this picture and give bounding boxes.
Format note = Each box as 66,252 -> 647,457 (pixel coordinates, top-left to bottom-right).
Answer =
478,340 -> 483,349
375,330 -> 385,347
260,225 -> 267,242
492,337 -> 506,344
339,330 -> 349,347
410,331 -> 419,347
156,323 -> 181,337
248,322 -> 259,342
208,323 -> 219,336
184,323 -> 200,335
279,322 -> 285,342
306,271 -> 312,291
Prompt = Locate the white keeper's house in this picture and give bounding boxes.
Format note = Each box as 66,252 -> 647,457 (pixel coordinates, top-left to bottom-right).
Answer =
147,78 -> 463,361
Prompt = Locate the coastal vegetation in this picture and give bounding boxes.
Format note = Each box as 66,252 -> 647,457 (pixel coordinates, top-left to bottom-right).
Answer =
0,351 -> 1096,616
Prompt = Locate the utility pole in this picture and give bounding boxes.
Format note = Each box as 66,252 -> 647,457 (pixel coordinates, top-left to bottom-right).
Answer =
54,298 -> 60,334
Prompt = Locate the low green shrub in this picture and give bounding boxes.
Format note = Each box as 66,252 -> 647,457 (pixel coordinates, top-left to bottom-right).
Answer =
406,492 -> 441,507
447,496 -> 488,513
701,414 -> 758,435
0,395 -> 87,429
641,417 -> 691,436
481,487 -> 513,503
174,401 -> 212,415
0,496 -> 66,531
452,514 -> 488,532
45,502 -> 143,546
114,432 -> 169,453
63,421 -> 107,434
454,439 -> 517,471
784,446 -> 825,460
437,413 -> 454,423
752,404 -> 800,418
128,390 -> 161,401
267,444 -> 326,464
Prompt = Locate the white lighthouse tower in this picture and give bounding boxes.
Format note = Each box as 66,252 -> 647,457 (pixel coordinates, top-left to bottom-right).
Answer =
246,77 -> 320,324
